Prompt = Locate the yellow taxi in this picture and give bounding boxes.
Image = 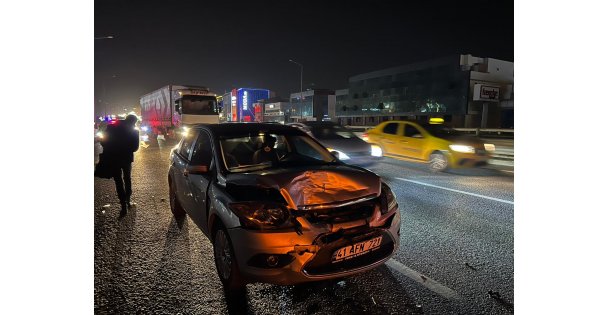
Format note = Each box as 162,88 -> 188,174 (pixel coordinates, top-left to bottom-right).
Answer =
364,119 -> 494,171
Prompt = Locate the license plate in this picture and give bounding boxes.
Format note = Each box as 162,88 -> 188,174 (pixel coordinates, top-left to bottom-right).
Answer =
331,236 -> 383,263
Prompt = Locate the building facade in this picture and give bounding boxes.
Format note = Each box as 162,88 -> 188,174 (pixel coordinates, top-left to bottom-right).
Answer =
336,54 -> 513,128
286,89 -> 336,122
219,88 -> 271,122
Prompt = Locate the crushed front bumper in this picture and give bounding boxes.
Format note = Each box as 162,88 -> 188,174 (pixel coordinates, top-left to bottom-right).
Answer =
227,206 -> 401,285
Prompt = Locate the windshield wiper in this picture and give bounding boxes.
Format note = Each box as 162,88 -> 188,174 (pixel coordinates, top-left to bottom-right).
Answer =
228,162 -> 272,172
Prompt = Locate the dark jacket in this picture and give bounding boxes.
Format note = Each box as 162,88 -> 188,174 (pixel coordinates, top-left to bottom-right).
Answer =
101,122 -> 140,164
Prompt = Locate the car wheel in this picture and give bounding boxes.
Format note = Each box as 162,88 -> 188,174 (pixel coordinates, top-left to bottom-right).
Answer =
429,152 -> 448,172
213,227 -> 245,292
169,180 -> 186,217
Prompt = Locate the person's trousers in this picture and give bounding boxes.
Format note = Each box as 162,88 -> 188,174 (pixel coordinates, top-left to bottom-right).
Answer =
112,162 -> 132,205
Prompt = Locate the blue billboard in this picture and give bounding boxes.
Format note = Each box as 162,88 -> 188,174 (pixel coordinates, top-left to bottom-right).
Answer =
237,88 -> 270,122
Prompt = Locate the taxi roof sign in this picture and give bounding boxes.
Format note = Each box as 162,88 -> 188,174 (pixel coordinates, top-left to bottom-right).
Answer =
429,118 -> 444,124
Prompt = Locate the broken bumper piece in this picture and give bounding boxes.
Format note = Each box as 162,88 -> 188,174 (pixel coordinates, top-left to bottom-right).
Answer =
227,206 -> 401,285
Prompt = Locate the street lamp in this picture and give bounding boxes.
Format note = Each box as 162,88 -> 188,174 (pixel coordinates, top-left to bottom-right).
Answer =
288,59 -> 303,121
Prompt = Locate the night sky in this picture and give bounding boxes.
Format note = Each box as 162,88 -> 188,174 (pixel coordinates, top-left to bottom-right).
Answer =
94,0 -> 513,117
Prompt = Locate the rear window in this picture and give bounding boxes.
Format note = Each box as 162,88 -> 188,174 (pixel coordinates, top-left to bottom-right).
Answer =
309,125 -> 356,140
382,123 -> 398,135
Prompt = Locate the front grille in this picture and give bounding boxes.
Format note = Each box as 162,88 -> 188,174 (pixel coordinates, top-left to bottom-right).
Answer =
301,199 -> 377,224
303,230 -> 394,276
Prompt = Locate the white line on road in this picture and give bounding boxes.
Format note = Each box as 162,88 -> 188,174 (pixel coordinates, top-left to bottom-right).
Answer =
395,177 -> 514,205
386,259 -> 460,300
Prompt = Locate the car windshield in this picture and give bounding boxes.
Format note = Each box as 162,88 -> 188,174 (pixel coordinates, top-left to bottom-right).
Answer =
309,125 -> 356,140
423,124 -> 462,137
219,131 -> 336,173
181,95 -> 218,115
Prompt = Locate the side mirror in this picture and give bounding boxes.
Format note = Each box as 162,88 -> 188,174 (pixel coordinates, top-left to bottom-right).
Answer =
186,165 -> 208,175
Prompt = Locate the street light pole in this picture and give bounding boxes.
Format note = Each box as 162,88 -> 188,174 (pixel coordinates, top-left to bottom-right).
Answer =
288,59 -> 303,121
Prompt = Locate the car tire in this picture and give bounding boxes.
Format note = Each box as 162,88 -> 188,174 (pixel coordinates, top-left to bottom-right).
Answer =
169,180 -> 186,218
429,152 -> 449,172
213,227 -> 245,293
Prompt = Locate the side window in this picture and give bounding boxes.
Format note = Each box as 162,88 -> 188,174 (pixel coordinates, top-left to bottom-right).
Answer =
404,124 -> 422,138
291,136 -> 324,161
190,132 -> 213,166
178,132 -> 197,159
382,123 -> 398,135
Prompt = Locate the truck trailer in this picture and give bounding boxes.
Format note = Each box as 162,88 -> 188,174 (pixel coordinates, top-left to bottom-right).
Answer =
139,85 -> 219,138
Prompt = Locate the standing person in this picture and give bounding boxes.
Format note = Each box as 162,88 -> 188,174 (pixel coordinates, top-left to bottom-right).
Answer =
100,115 -> 140,216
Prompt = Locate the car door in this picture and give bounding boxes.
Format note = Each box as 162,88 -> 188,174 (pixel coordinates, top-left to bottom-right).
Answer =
172,131 -> 198,209
399,123 -> 426,160
184,130 -> 214,234
376,122 -> 401,155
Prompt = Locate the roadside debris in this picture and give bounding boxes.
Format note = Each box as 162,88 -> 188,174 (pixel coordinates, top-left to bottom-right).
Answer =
102,204 -> 111,209
465,262 -> 478,271
161,198 -> 166,202
488,290 -> 514,310
337,280 -> 346,287
371,296 -> 376,305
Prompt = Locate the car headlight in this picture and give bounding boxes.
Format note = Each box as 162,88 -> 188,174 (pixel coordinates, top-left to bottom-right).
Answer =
327,148 -> 351,160
96,131 -> 104,139
484,143 -> 496,151
370,145 -> 382,157
380,182 -> 397,215
229,202 -> 293,229
449,144 -> 475,153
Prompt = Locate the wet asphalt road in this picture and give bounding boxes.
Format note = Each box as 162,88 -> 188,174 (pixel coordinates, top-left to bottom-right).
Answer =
94,139 -> 513,314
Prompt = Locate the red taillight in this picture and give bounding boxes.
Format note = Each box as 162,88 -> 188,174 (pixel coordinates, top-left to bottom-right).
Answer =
361,132 -> 369,141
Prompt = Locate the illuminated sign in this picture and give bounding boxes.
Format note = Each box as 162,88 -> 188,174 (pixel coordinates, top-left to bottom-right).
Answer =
473,84 -> 500,102
243,91 -> 248,110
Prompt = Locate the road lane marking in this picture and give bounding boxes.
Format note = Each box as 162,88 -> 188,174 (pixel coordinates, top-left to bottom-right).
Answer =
395,177 -> 514,205
386,258 -> 460,300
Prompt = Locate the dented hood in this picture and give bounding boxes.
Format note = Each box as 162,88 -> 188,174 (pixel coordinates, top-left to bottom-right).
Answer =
225,165 -> 381,209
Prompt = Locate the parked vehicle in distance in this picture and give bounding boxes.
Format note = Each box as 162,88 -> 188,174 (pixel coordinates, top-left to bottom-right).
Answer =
140,85 -> 219,139
168,123 -> 401,292
365,120 -> 494,171
288,121 -> 382,167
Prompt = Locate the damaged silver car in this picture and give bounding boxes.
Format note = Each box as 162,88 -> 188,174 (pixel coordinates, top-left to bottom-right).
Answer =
168,123 -> 401,292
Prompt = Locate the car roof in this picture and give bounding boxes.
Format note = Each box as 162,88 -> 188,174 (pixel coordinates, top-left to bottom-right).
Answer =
192,123 -> 306,136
